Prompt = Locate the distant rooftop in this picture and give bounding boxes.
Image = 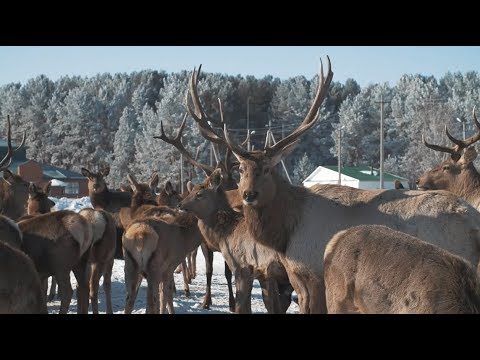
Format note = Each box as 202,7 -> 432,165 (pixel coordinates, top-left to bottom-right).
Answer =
323,165 -> 408,182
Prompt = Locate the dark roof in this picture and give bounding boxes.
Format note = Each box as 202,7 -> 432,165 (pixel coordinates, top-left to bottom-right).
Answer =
41,163 -> 86,180
323,165 -> 408,182
6,159 -> 85,180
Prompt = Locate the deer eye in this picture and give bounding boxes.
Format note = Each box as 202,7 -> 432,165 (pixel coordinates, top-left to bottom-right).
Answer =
238,168 -> 244,174
442,165 -> 450,171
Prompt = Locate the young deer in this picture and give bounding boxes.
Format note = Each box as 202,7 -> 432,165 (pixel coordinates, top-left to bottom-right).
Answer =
122,213 -> 202,314
324,225 -> 480,314
0,241 -> 47,314
81,166 -> 132,260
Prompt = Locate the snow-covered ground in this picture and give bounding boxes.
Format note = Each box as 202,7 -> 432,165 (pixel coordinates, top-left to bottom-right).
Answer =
47,196 -> 299,314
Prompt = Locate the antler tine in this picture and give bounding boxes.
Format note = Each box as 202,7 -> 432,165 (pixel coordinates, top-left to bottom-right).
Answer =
153,113 -> 215,176
0,115 -> 14,171
444,125 -> 464,149
185,65 -> 226,145
14,131 -> 26,151
462,106 -> 480,147
422,133 -> 458,155
224,123 -> 256,160
266,56 -> 333,155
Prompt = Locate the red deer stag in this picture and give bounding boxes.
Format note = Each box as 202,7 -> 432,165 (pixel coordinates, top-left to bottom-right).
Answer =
324,225 -> 480,314
154,114 -> 236,311
81,166 -> 132,260
417,107 -> 480,210
179,169 -> 293,313
187,60 -> 480,314
0,115 -> 27,221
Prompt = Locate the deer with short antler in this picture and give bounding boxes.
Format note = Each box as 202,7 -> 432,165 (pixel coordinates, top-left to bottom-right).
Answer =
187,59 -> 480,313
418,107 -> 480,210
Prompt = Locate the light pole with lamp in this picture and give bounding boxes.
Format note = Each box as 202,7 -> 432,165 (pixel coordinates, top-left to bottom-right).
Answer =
456,117 -> 466,140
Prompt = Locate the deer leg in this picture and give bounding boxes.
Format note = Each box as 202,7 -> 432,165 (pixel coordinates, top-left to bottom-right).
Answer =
166,273 -> 175,314
146,275 -> 160,314
200,243 -> 213,309
225,262 -> 235,312
48,276 -> 57,302
174,263 -> 182,274
72,254 -> 90,314
181,260 -> 190,297
103,258 -> 114,314
259,278 -> 281,314
278,283 -> 294,314
308,278 -> 327,314
89,262 -> 103,314
124,253 -> 141,314
55,272 -> 73,314
234,267 -> 254,314
189,247 -> 198,280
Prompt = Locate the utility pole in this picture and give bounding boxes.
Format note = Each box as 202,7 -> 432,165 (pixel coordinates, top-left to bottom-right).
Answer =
338,127 -> 342,185
247,96 -> 251,151
268,130 -> 292,184
375,94 -> 390,189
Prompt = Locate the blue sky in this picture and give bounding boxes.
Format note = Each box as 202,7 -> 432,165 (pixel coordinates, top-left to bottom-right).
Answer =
0,46 -> 479,87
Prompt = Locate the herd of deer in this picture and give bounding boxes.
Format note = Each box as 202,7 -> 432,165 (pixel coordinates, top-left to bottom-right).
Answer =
2,56 -> 480,314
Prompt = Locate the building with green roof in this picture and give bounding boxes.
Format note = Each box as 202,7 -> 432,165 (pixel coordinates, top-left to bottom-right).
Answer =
303,165 -> 409,190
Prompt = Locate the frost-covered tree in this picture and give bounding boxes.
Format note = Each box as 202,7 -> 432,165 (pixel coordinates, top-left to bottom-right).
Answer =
293,152 -> 316,185
110,106 -> 139,187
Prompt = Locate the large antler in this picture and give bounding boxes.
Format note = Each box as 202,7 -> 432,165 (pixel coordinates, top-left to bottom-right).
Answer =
0,115 -> 26,172
224,56 -> 333,159
153,113 -> 215,176
185,65 -> 226,145
423,106 -> 480,161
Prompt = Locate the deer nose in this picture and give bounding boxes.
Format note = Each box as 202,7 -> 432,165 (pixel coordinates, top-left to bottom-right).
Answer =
243,191 -> 258,202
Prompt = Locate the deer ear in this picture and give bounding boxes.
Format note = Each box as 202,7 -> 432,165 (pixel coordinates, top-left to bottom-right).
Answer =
126,174 -> 138,192
101,166 -> 110,177
2,170 -> 14,185
209,169 -> 223,191
149,172 -> 159,191
270,140 -> 300,167
165,181 -> 174,195
459,147 -> 478,167
43,180 -> 52,195
186,181 -> 194,194
81,168 -> 91,178
29,182 -> 37,196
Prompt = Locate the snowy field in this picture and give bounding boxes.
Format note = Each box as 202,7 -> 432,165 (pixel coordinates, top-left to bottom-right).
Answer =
48,196 -> 299,314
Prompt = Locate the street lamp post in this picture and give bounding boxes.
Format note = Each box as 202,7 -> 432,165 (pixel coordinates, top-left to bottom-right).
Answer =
456,117 -> 466,140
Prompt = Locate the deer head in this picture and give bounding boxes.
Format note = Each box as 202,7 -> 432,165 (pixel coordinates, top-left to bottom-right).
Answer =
27,181 -> 55,215
417,107 -> 480,193
156,180 -> 183,208
186,58 -> 333,207
126,172 -> 159,206
81,166 -> 110,195
178,168 -> 225,219
0,115 -> 28,220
